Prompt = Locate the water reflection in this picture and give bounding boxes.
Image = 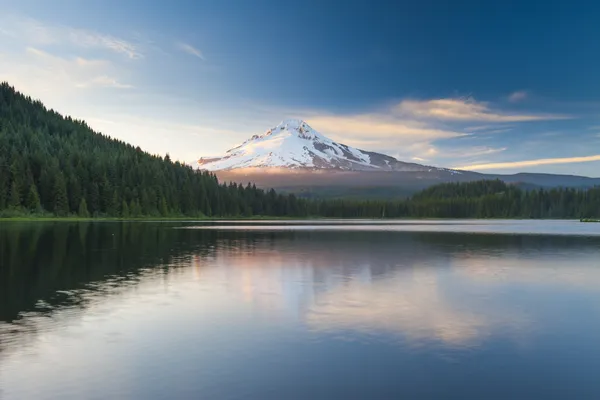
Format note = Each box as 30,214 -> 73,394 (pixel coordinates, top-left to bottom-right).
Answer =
305,267 -> 530,346
2,222 -> 600,399
3,225 -> 600,345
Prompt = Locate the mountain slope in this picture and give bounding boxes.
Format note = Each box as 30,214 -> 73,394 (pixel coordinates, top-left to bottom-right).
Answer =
194,119 -> 458,174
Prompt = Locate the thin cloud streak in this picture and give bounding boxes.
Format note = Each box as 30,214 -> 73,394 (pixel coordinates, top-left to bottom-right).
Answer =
306,114 -> 464,141
455,155 -> 600,170
69,30 -> 142,59
508,90 -> 528,103
396,97 -> 568,122
176,42 -> 204,59
76,76 -> 133,89
1,14 -> 143,59
441,146 -> 507,159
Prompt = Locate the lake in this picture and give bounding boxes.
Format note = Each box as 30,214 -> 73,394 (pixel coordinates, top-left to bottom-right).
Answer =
2,220 -> 600,399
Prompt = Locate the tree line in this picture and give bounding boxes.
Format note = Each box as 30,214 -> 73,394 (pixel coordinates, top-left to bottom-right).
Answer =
1,82 -> 598,219
312,180 -> 600,219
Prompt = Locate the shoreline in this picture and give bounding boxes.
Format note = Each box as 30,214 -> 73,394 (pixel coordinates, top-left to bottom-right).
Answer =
0,216 -> 307,222
1,216 -> 598,222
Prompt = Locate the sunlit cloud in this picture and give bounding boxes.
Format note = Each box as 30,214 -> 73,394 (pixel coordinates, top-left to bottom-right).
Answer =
305,114 -> 464,143
396,97 -> 568,122
463,125 -> 514,135
176,42 -> 205,60
465,125 -> 503,132
455,154 -> 600,170
422,146 -> 507,163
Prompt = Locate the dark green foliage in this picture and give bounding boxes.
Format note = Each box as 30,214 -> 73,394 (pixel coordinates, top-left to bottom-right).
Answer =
159,197 -> 168,217
26,184 -> 42,212
9,180 -> 21,209
310,180 -> 600,219
121,201 -> 130,218
53,174 -> 69,217
78,198 -> 90,217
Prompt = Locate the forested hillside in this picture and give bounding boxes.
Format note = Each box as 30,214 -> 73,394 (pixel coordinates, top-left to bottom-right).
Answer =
0,83 -> 598,220
316,180 -> 600,219
0,83 -> 306,218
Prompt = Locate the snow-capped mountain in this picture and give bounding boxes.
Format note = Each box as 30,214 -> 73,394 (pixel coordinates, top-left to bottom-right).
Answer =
193,119 -> 452,173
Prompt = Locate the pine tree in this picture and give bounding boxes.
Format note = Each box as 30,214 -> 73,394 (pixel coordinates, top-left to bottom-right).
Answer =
78,198 -> 90,217
121,200 -> 130,218
53,174 -> 69,216
159,196 -> 168,216
9,180 -> 21,209
109,191 -> 119,216
129,199 -> 136,217
88,183 -> 100,214
26,184 -> 42,212
133,200 -> 142,217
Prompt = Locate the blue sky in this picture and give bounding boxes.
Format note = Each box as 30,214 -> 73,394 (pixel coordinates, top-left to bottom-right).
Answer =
1,0 -> 599,176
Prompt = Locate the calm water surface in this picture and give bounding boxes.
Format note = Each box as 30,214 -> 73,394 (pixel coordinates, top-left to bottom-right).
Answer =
2,220 -> 600,399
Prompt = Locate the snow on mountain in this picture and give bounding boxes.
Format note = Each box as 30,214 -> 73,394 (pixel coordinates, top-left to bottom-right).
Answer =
193,119 -> 457,173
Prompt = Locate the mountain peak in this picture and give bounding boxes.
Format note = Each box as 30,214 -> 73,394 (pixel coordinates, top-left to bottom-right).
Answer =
277,119 -> 308,129
194,120 -> 446,173
264,119 -> 318,140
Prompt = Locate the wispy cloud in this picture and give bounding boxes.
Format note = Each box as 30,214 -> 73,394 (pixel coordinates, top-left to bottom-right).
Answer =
76,75 -> 133,89
455,154 -> 600,170
409,146 -> 506,166
26,47 -> 131,88
0,47 -> 133,97
396,97 -> 568,122
1,14 -> 143,59
508,90 -> 528,103
294,96 -> 562,166
457,146 -> 507,158
69,30 -> 142,59
307,114 -> 463,142
464,125 -> 514,134
176,42 -> 204,59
